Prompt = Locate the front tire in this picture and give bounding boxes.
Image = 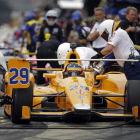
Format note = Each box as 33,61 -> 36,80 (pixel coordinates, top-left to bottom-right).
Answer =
11,81 -> 33,124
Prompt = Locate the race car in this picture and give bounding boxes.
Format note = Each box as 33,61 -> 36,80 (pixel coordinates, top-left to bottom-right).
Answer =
3,45 -> 140,124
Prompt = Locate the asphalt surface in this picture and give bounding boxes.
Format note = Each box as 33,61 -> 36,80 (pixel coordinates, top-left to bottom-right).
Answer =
0,107 -> 140,140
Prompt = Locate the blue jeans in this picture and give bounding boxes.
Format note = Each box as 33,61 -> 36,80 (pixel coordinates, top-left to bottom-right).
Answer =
124,60 -> 140,80
103,53 -> 115,68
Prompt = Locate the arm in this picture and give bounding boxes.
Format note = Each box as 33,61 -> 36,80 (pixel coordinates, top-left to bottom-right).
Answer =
0,90 -> 5,97
21,30 -> 27,48
59,28 -> 65,43
0,90 -> 12,106
68,30 -> 73,42
21,23 -> 30,47
117,21 -> 136,33
125,27 -> 136,33
87,30 -> 99,41
91,44 -> 114,59
36,26 -> 44,49
101,44 -> 114,56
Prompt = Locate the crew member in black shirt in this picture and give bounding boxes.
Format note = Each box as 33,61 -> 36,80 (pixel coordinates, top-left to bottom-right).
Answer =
36,10 -> 65,48
36,35 -> 61,85
117,6 -> 138,44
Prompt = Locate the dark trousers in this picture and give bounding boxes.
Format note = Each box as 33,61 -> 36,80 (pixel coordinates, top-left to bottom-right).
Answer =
27,43 -> 36,57
124,60 -> 140,80
36,48 -> 60,84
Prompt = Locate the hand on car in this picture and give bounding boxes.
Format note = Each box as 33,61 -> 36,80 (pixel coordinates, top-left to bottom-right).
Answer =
0,94 -> 12,106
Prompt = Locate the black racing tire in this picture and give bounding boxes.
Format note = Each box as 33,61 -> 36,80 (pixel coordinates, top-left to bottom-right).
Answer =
11,81 -> 33,124
124,80 -> 140,123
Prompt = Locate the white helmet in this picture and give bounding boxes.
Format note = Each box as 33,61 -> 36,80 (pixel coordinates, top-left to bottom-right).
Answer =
0,52 -> 7,71
46,10 -> 58,26
57,43 -> 72,65
99,19 -> 118,42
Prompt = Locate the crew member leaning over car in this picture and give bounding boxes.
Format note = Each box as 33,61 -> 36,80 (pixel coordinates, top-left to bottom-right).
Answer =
91,19 -> 140,80
36,33 -> 61,85
0,52 -> 12,106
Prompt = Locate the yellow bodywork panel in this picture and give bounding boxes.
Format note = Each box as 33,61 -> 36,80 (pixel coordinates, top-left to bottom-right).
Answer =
22,106 -> 30,119
8,59 -> 30,88
133,106 -> 138,121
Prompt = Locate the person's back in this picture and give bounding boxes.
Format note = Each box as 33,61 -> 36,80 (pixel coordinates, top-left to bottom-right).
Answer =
26,19 -> 41,44
76,47 -> 97,68
36,39 -> 61,85
109,28 -> 139,67
38,39 -> 60,52
21,12 -> 42,54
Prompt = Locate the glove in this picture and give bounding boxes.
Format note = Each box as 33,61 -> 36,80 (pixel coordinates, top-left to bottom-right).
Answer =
81,26 -> 91,38
0,95 -> 12,106
91,52 -> 104,59
90,52 -> 104,64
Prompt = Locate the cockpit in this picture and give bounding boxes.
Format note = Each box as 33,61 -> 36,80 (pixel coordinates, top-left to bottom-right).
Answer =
63,63 -> 83,78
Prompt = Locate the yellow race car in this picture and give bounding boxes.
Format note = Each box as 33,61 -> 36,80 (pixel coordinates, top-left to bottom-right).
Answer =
3,48 -> 140,124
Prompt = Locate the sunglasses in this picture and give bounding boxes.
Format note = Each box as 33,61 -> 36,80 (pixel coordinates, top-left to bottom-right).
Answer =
47,16 -> 56,19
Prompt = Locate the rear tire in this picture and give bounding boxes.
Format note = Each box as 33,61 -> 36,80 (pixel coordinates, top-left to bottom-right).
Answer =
11,81 -> 33,124
124,80 -> 140,123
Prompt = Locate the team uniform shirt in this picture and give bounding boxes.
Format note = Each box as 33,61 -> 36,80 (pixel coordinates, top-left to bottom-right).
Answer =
38,23 -> 65,43
76,47 -> 97,69
117,18 -> 136,44
71,21 -> 86,43
108,28 -> 139,67
24,20 -> 42,45
90,20 -> 108,49
37,40 -> 60,52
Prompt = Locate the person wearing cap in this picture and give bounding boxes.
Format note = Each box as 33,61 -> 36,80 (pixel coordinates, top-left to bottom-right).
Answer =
36,9 -> 65,48
21,12 -> 42,55
33,7 -> 44,24
68,10 -> 87,46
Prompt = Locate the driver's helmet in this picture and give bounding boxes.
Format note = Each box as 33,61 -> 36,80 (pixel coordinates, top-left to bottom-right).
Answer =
66,63 -> 82,77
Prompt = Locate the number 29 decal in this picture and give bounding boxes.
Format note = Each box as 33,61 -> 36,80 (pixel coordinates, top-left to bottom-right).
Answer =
9,67 -> 29,85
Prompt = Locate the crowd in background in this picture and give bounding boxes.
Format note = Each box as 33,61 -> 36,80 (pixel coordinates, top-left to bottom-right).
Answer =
0,0 -> 140,56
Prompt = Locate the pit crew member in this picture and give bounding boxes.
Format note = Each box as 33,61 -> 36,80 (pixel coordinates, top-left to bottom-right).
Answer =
0,52 -> 12,105
117,6 -> 138,45
21,12 -> 42,54
68,10 -> 87,46
57,42 -> 97,69
81,7 -> 108,52
91,19 -> 140,80
36,10 -> 65,48
36,38 -> 61,85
